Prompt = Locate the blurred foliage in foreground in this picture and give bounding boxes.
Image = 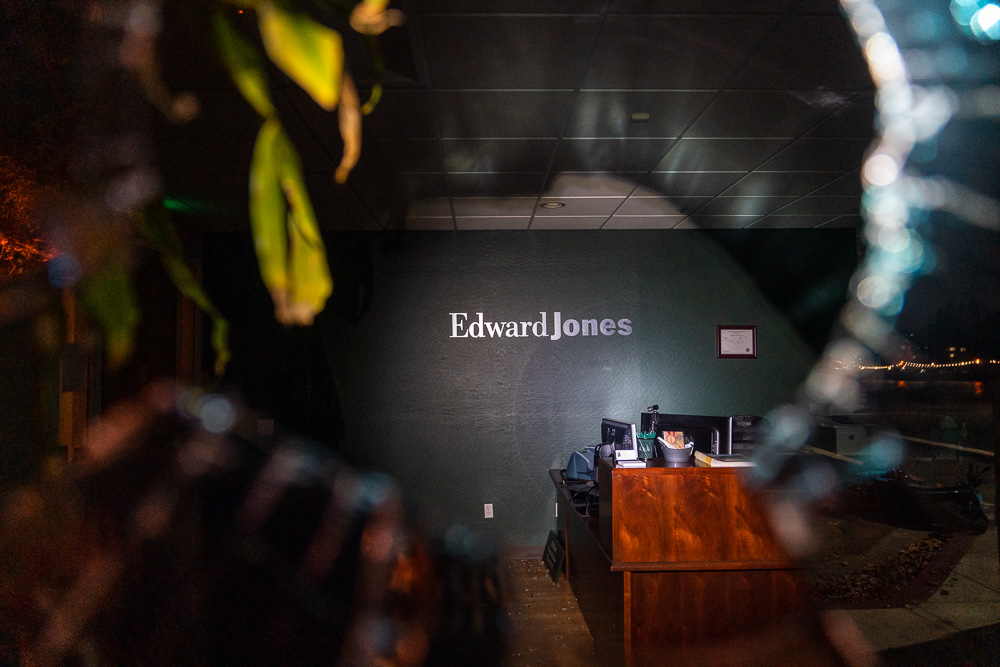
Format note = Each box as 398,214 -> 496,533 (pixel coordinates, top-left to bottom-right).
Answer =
0,0 -> 402,376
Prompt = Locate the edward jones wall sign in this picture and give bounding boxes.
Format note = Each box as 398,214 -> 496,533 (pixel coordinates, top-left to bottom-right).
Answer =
449,312 -> 632,341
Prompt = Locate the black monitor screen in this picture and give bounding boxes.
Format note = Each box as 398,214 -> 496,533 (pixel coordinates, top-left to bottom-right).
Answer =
601,418 -> 636,452
641,412 -> 733,456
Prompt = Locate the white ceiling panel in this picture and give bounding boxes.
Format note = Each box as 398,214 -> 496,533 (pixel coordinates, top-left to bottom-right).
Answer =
453,197 -> 537,217
604,215 -> 686,229
534,197 -> 624,217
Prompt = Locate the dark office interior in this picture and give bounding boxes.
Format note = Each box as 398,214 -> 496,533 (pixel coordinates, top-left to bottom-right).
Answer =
2,1 -> 998,665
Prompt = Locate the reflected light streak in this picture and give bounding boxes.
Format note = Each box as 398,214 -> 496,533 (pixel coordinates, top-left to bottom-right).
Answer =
752,2 -> 999,553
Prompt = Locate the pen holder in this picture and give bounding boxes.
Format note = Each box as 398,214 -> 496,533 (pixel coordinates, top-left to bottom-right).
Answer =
657,436 -> 694,463
637,437 -> 657,459
661,444 -> 693,463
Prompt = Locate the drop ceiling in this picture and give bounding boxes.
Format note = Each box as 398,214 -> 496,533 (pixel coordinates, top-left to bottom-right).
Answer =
156,0 -> 876,231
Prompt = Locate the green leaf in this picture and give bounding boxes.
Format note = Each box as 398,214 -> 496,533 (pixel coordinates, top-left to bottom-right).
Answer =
81,264 -> 139,369
257,2 -> 343,111
138,209 -> 232,376
249,119 -> 290,298
273,124 -> 332,322
249,118 -> 332,325
361,81 -> 382,115
212,12 -> 276,119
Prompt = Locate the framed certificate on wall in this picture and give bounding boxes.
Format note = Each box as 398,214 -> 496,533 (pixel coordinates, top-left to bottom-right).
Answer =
717,325 -> 757,358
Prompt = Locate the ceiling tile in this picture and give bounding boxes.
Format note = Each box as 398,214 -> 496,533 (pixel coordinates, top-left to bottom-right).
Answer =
544,172 -> 643,197
300,175 -> 382,231
448,172 -> 546,197
721,171 -> 844,196
806,93 -> 877,138
671,218 -> 701,229
317,205 -> 376,231
696,196 -> 799,216
655,139 -> 788,171
772,197 -> 861,215
583,15 -> 776,89
810,172 -> 863,197
535,197 -> 624,216
618,195 -> 709,215
608,1 -> 802,12
324,195 -> 389,231
604,215 -> 686,229
407,217 -> 456,231
530,216 -> 608,230
758,138 -> 870,171
820,215 -> 863,228
686,91 -> 851,138
751,214 -> 842,228
552,138 -> 675,172
419,15 -> 601,88
685,215 -> 761,229
363,90 -> 439,139
350,173 -> 448,220
731,15 -> 874,90
153,2 -> 881,234
360,139 -> 444,173
788,0 -> 845,13
407,198 -> 452,217
397,172 -> 451,200
453,197 -> 537,216
436,91 -> 575,138
457,217 -> 531,230
441,139 -> 557,172
565,91 -> 714,138
643,171 -> 745,196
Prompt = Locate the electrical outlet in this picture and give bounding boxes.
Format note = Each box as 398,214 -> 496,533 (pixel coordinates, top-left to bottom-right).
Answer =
484,503 -> 493,519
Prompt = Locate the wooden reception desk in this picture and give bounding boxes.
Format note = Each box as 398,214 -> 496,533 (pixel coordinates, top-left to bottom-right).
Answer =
551,457 -> 810,667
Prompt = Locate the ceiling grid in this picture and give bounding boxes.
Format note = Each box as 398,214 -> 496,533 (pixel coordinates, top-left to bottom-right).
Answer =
156,0 -> 876,231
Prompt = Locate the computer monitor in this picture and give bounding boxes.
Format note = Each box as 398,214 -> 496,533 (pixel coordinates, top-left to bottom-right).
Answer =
600,418 -> 638,461
641,412 -> 733,456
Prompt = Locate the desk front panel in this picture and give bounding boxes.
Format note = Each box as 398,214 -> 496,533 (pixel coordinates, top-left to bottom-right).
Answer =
628,568 -> 808,643
609,465 -> 789,567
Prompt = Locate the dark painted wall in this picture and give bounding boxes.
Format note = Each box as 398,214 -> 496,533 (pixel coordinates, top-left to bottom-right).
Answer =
204,229 -> 856,547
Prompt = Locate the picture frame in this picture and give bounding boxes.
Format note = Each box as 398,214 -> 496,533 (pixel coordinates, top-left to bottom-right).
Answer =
717,325 -> 757,359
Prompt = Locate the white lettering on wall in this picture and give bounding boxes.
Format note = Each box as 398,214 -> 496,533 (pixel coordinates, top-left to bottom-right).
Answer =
449,311 -> 633,340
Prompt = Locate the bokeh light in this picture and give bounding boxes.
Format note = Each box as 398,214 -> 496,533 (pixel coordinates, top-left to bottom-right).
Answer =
195,393 -> 236,433
47,252 -> 82,288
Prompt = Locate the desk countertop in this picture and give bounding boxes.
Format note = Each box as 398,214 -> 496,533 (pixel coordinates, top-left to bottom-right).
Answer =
598,455 -> 753,473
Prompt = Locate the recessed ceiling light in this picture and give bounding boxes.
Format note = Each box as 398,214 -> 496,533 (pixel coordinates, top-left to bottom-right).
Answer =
539,201 -> 566,209
630,112 -> 650,123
